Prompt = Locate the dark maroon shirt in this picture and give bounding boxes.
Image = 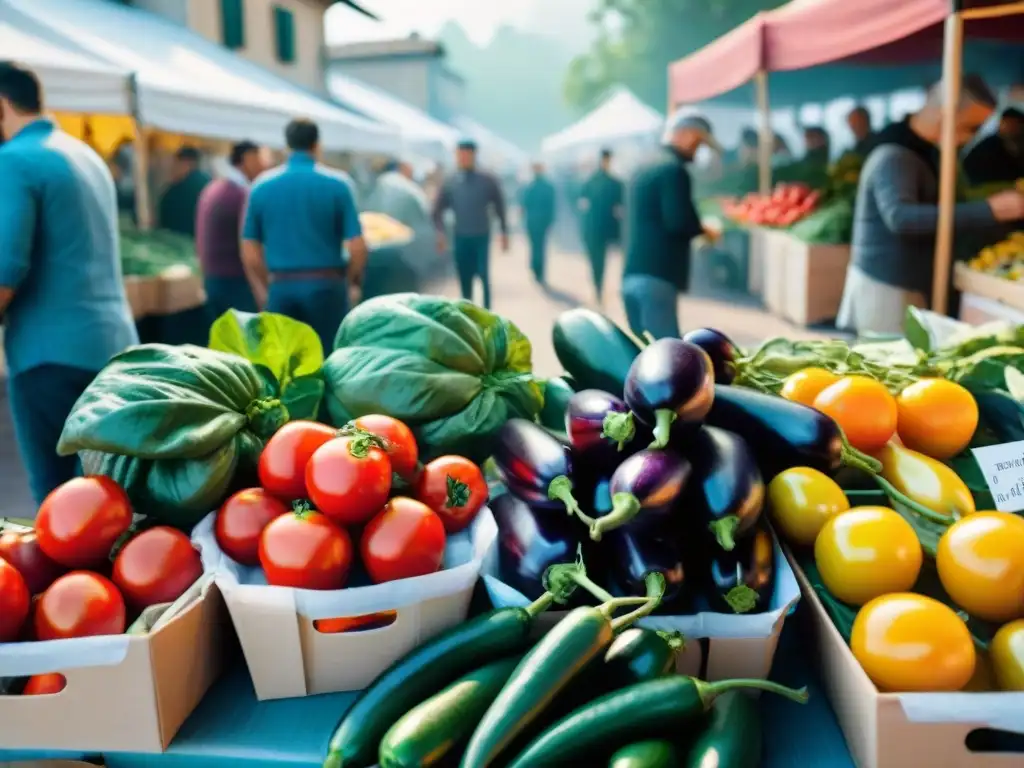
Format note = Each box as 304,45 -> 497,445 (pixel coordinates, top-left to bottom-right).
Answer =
195,177 -> 247,278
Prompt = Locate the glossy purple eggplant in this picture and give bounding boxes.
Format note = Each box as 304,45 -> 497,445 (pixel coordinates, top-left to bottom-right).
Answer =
682,328 -> 740,385
587,449 -> 691,541
624,339 -> 715,449
494,418 -> 582,516
681,426 -> 765,552
566,389 -> 650,469
705,525 -> 775,614
607,531 -> 685,604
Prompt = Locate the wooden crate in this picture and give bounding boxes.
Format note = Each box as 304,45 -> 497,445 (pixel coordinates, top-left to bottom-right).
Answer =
761,231 -> 851,326
747,226 -> 768,296
954,262 -> 1024,312
123,276 -> 161,320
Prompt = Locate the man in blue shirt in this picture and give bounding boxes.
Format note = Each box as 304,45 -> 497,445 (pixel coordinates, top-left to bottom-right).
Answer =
0,62 -> 138,505
242,118 -> 367,351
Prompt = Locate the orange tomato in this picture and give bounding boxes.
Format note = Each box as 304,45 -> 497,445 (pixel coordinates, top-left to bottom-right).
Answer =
813,376 -> 898,453
779,367 -> 840,407
896,379 -> 978,460
851,593 -> 976,692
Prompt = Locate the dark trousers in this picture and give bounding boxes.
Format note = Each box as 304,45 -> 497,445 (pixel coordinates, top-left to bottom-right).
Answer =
205,275 -> 257,321
584,232 -> 610,301
453,235 -> 492,309
528,226 -> 549,284
9,364 -> 98,505
266,277 -> 349,353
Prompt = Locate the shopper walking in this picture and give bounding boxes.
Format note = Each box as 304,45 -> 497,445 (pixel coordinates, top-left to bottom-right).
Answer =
520,161 -> 556,285
578,148 -> 623,304
0,62 -> 138,505
158,145 -> 210,238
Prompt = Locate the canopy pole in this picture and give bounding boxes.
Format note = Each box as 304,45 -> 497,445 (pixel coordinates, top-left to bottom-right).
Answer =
127,74 -> 154,231
755,70 -> 772,195
931,12 -> 964,316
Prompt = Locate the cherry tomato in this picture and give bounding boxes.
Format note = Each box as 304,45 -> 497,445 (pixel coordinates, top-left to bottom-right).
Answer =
349,415 -> 419,480
767,467 -> 850,548
779,367 -> 840,407
0,557 -> 30,642
361,497 -> 446,584
415,456 -> 488,533
35,572 -> 126,640
112,526 -> 203,610
258,420 -> 337,502
0,530 -> 66,595
851,593 -> 975,692
896,379 -> 978,460
813,376 -> 897,454
814,506 -> 922,606
36,476 -> 133,568
991,619 -> 1024,691
936,512 -> 1024,623
259,509 -> 352,590
23,673 -> 66,695
306,435 -> 392,526
215,488 -> 289,565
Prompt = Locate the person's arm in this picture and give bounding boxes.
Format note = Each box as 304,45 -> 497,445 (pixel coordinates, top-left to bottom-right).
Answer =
240,187 -> 269,309
660,165 -> 702,238
0,155 -> 36,314
338,181 -> 368,286
491,176 -> 509,238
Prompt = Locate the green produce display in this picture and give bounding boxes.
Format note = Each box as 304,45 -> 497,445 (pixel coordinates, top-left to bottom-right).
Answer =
119,219 -> 198,277
787,198 -> 854,245
538,377 -> 574,434
610,740 -> 681,768
681,690 -> 763,768
324,294 -> 544,463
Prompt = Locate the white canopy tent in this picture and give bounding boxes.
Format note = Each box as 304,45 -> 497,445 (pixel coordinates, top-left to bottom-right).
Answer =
8,0 -> 400,153
451,116 -> 529,173
541,87 -> 664,157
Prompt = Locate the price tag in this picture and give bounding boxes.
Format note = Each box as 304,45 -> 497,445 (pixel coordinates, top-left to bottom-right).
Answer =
971,440 -> 1024,513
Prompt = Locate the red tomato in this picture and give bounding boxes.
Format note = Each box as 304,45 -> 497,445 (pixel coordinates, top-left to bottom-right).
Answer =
36,477 -> 133,568
215,488 -> 289,565
361,498 -> 446,584
306,436 -> 392,526
415,456 -> 488,533
259,509 -> 353,590
35,572 -> 126,640
0,530 -> 66,595
348,415 -> 419,480
258,420 -> 337,501
22,673 -> 66,695
112,526 -> 203,609
0,557 -> 30,642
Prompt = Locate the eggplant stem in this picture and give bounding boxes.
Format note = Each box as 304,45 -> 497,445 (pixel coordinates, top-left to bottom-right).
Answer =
724,585 -> 758,614
610,573 -> 665,631
648,409 -> 677,450
602,411 -> 636,451
872,475 -> 955,526
547,475 -> 586,521
695,678 -> 809,709
589,492 -> 642,541
708,516 -> 740,552
567,570 -> 617,604
598,597 -> 650,621
526,591 -> 557,617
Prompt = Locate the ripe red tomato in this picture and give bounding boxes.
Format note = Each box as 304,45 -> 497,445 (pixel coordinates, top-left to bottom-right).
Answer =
35,572 -> 126,640
361,498 -> 446,584
215,488 -> 289,565
415,456 -> 488,533
23,673 -> 66,695
36,477 -> 133,568
0,557 -> 30,642
0,530 -> 66,595
258,420 -> 337,501
259,509 -> 353,590
306,436 -> 392,526
348,415 -> 419,480
112,526 -> 203,609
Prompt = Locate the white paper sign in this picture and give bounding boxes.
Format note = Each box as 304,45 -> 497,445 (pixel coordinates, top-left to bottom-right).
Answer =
971,440 -> 1024,513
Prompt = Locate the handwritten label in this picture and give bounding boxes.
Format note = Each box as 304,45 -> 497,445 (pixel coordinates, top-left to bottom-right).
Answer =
971,440 -> 1024,513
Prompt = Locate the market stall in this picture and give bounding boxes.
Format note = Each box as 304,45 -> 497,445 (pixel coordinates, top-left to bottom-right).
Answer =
541,86 -> 665,163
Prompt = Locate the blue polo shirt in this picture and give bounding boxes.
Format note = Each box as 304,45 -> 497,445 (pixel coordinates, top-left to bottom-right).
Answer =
242,152 -> 362,273
0,119 -> 138,377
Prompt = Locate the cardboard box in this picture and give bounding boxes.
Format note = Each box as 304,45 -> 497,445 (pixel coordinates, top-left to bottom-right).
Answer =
761,231 -> 851,326
954,262 -> 1024,312
155,267 -> 206,316
193,508 -> 498,701
747,226 -> 769,296
0,576 -> 225,753
789,553 -> 1024,768
958,291 -> 1024,326
122,276 -> 161,320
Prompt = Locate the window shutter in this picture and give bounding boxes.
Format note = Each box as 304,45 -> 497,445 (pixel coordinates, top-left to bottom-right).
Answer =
220,0 -> 245,50
274,6 -> 296,64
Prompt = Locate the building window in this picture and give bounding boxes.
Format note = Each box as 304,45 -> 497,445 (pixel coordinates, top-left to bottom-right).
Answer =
220,0 -> 245,49
273,6 -> 296,64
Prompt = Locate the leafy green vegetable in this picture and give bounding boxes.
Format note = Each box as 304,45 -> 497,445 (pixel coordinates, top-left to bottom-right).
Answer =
209,310 -> 325,420
324,294 -> 543,463
1005,367 -> 1024,402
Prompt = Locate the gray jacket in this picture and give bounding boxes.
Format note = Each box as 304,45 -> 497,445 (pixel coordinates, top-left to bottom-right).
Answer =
852,144 -> 995,295
432,170 -> 508,238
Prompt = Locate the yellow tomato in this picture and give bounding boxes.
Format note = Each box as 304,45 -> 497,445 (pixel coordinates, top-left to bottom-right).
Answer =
936,512 -> 1024,623
814,507 -> 923,606
991,619 -> 1024,691
875,442 -> 975,520
813,376 -> 898,454
779,367 -> 840,407
896,379 -> 979,460
851,593 -> 976,692
767,467 -> 849,547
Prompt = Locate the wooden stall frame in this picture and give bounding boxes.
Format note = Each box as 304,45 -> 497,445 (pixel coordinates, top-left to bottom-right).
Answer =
127,73 -> 154,231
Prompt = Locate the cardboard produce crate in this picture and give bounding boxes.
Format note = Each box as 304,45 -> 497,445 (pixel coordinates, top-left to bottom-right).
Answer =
747,226 -> 769,296
155,267 -> 206,316
122,276 -> 161,320
954,262 -> 1024,312
762,231 -> 851,326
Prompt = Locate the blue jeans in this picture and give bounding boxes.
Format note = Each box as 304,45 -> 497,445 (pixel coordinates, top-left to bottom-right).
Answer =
266,277 -> 348,353
622,274 -> 681,340
205,275 -> 256,320
453,235 -> 491,309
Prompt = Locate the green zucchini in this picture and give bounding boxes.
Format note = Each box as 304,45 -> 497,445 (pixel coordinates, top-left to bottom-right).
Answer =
610,740 -> 680,768
682,691 -> 762,768
552,309 -> 641,397
538,378 -> 574,432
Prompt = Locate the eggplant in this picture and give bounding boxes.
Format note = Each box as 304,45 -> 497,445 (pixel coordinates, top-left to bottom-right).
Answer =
607,531 -> 686,604
682,328 -> 740,385
705,525 -> 775,614
494,419 -> 582,516
553,309 -> 642,397
566,389 -> 651,468
588,449 -> 691,540
491,493 -> 582,600
624,339 -> 715,449
681,427 -> 765,552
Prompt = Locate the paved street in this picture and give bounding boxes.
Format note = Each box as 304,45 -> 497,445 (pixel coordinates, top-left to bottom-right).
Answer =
0,234 -> 823,518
